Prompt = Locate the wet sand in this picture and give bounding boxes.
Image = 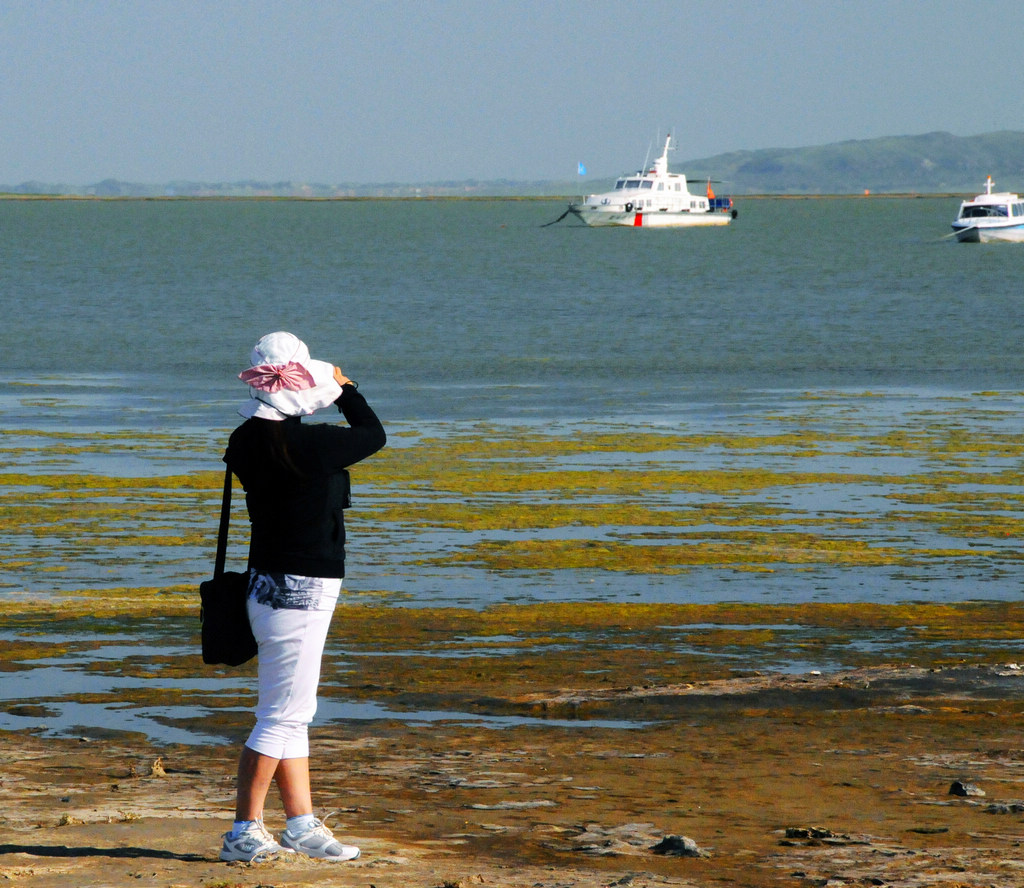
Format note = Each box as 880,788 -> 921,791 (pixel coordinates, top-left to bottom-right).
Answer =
5,663 -> 1024,887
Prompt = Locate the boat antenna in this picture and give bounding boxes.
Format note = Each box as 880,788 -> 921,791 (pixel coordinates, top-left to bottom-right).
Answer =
646,129 -> 673,173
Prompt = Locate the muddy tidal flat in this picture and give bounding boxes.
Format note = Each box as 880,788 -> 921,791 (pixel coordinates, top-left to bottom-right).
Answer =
6,657 -> 1024,887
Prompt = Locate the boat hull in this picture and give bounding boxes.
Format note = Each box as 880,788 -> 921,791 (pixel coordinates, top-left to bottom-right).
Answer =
570,207 -> 732,228
953,223 -> 1024,243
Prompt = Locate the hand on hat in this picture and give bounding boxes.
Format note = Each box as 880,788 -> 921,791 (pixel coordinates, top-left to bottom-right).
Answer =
333,366 -> 352,387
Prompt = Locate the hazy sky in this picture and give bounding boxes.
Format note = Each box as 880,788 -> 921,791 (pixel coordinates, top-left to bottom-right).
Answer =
3,0 -> 1023,184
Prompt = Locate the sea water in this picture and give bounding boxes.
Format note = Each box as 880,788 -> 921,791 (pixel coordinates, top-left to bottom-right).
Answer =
3,196 -> 1023,598
3,196 -> 1022,426
2,196 -> 1023,741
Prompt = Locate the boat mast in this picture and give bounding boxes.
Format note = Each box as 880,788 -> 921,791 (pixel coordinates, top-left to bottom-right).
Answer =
640,139 -> 653,176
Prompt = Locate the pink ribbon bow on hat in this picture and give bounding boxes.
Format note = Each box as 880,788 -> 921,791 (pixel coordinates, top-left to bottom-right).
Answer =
239,361 -> 316,393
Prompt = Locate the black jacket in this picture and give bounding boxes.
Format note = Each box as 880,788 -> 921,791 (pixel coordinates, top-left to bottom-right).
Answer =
224,384 -> 386,578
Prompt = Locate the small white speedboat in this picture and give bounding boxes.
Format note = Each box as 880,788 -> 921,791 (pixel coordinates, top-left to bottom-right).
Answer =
951,177 -> 1024,242
567,136 -> 736,228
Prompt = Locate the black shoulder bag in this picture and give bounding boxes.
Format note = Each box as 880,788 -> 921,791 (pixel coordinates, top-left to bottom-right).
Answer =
199,466 -> 257,666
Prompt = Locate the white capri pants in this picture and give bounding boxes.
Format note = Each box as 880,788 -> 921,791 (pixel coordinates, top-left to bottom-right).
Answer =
245,578 -> 340,759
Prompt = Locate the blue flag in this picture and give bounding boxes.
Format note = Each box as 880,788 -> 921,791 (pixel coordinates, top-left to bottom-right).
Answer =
577,162 -> 587,176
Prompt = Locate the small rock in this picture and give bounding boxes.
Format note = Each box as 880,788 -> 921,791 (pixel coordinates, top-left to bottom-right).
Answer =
949,780 -> 985,797
650,834 -> 709,857
985,802 -> 1024,814
785,826 -> 835,839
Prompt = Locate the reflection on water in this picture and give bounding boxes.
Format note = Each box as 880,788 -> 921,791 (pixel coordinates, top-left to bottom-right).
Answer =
0,659 -> 653,747
4,618 -> 1021,745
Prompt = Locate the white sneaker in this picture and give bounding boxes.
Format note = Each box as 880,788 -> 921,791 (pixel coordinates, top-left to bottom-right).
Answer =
280,816 -> 360,861
220,820 -> 295,862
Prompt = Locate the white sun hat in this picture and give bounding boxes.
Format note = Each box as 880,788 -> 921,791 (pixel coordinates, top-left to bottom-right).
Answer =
238,331 -> 342,420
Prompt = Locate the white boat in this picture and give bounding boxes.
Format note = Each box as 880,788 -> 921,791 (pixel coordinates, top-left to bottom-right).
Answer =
567,136 -> 736,228
951,177 -> 1024,242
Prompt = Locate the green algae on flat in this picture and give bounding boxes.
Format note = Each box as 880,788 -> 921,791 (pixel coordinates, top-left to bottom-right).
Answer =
315,599 -> 1024,704
427,535 -> 993,573
0,586 -> 196,621
368,463 -> 893,496
6,596 -> 1022,641
0,471 -> 224,490
4,409 -> 1024,604
366,500 -> 803,530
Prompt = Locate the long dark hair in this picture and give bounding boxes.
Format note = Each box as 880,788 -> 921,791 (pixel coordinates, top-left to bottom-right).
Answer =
265,420 -> 307,478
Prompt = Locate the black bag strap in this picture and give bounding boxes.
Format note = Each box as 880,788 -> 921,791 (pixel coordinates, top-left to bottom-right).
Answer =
213,465 -> 232,579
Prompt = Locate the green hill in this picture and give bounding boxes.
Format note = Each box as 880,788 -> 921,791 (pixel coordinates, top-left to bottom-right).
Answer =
6,131 -> 1024,197
681,131 -> 1024,195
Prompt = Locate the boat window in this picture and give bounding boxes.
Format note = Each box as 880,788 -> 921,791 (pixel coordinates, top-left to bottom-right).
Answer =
625,179 -> 640,189
675,183 -> 681,191
641,181 -> 653,190
960,204 -> 1008,218
657,183 -> 664,191
615,180 -> 625,190
1015,203 -> 1024,217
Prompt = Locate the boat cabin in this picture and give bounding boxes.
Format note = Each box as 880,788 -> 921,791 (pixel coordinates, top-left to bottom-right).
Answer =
615,178 -> 688,192
957,200 -> 1024,219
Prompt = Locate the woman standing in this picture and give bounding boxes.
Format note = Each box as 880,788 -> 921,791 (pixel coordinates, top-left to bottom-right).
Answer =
219,331 -> 386,863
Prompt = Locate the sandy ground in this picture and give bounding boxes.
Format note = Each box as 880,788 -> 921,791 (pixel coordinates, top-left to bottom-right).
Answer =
4,664 -> 1024,887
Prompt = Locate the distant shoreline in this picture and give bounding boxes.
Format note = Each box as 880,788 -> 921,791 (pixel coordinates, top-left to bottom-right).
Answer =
0,192 -> 969,201
4,132 -> 1018,201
